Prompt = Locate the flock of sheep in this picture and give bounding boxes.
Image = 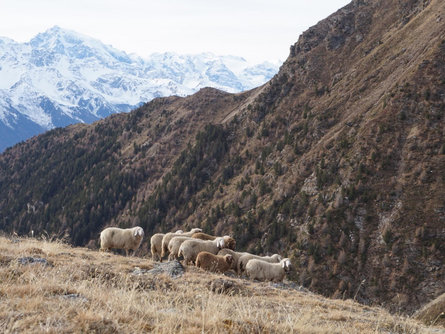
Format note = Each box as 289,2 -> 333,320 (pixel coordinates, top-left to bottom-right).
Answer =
100,226 -> 292,282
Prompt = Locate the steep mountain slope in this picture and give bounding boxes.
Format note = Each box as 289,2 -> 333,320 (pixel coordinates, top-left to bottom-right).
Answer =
0,26 -> 279,151
0,0 -> 444,313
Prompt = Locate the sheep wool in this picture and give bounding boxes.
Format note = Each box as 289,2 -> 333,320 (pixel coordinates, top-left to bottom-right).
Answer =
167,236 -> 193,261
237,253 -> 282,273
191,232 -> 217,240
217,249 -> 249,272
179,236 -> 235,265
196,251 -> 234,273
150,233 -> 165,262
100,226 -> 144,256
245,258 -> 291,282
160,228 -> 202,259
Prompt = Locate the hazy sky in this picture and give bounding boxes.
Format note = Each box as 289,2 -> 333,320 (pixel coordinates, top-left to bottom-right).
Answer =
0,0 -> 351,63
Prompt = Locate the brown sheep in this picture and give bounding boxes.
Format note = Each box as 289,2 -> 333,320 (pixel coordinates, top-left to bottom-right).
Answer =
179,236 -> 236,265
217,249 -> 249,273
196,251 -> 234,273
192,232 -> 217,240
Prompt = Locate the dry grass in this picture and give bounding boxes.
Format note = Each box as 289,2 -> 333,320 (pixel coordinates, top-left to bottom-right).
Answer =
0,236 -> 441,333
414,293 -> 445,328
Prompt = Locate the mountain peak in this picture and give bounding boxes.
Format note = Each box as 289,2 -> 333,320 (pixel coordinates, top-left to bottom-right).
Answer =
30,25 -> 85,47
27,25 -> 133,65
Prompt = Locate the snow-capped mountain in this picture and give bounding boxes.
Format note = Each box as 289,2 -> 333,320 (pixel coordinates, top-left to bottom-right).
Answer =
0,26 -> 280,152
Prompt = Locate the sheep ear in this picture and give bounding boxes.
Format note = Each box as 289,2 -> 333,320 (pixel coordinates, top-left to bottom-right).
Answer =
217,238 -> 224,248
281,261 -> 286,269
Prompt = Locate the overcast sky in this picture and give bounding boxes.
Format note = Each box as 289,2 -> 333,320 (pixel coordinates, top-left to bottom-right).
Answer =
0,0 -> 351,63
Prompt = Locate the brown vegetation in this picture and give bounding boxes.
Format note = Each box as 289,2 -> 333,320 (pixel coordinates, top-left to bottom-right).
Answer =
0,236 -> 440,333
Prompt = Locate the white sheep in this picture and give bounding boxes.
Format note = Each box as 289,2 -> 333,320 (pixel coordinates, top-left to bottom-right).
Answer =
160,228 -> 202,259
100,226 -> 144,256
151,229 -> 183,262
196,251 -> 234,273
245,258 -> 291,282
217,249 -> 249,273
237,253 -> 282,273
178,236 -> 235,265
150,233 -> 165,261
167,236 -> 193,261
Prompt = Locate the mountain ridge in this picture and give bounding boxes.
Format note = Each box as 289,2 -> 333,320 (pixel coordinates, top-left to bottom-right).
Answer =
0,26 -> 280,151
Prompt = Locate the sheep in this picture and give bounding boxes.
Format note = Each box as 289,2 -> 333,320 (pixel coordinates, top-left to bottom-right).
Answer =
100,226 -> 144,256
150,233 -> 165,261
217,249 -> 249,272
167,236 -> 194,261
160,228 -> 202,259
237,253 -> 282,273
245,258 -> 292,282
178,236 -> 236,265
151,229 -> 183,262
196,251 -> 234,273
191,232 -> 217,240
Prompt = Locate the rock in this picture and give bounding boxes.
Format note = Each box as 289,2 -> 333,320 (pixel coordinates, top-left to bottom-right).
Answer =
133,260 -> 184,278
132,267 -> 150,275
17,257 -> 51,267
301,172 -> 318,196
271,281 -> 310,292
208,279 -> 243,295
61,293 -> 88,303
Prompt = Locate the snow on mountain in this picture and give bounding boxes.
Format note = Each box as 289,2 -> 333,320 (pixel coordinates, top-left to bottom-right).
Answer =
0,26 -> 281,152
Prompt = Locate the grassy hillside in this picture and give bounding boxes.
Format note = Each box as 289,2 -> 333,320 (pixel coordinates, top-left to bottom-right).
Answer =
0,235 -> 440,333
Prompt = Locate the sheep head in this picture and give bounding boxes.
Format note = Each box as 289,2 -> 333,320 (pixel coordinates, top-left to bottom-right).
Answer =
224,254 -> 234,265
281,258 -> 292,272
190,228 -> 202,233
222,236 -> 236,250
133,227 -> 144,237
